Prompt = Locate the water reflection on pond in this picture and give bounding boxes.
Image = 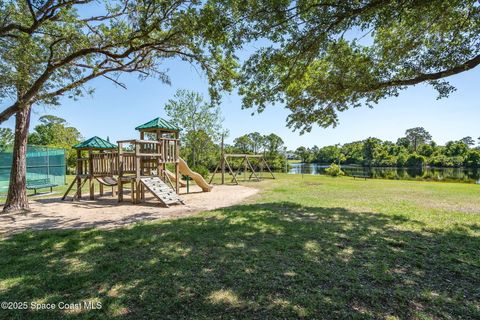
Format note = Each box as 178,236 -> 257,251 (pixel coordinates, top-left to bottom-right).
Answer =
289,163 -> 480,184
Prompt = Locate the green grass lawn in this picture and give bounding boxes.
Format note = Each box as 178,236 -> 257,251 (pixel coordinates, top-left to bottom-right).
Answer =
0,174 -> 479,319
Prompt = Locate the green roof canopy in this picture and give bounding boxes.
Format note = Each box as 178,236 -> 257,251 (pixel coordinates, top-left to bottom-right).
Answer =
73,136 -> 117,150
135,117 -> 180,132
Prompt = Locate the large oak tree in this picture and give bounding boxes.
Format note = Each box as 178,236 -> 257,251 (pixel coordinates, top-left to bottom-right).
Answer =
0,0 -> 239,212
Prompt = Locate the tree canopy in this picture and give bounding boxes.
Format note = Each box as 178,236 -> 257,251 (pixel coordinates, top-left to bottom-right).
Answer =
28,115 -> 82,168
404,127 -> 432,152
460,136 -> 475,146
165,89 -> 224,169
0,0 -> 240,124
295,146 -> 311,163
28,116 -> 81,145
235,0 -> 480,133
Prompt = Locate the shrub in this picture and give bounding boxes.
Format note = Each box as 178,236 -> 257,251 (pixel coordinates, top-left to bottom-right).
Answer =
405,154 -> 426,167
325,163 -> 345,177
396,153 -> 408,167
265,155 -> 288,170
465,150 -> 480,168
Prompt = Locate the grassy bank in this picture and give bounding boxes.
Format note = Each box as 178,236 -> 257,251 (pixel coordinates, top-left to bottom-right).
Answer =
0,175 -> 479,319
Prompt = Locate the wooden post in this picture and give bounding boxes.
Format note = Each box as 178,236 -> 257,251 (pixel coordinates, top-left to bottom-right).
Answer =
175,132 -> 180,194
110,150 -> 115,176
89,149 -> 94,200
155,133 -> 161,177
246,156 -> 260,181
89,178 -> 94,200
221,134 -> 225,185
118,142 -> 123,202
244,155 -> 247,181
73,178 -> 88,201
262,156 -> 276,179
76,149 -> 82,199
135,141 -> 141,203
118,180 -> 123,202
225,157 -> 239,185
88,149 -> 93,176
131,179 -> 136,204
208,163 -> 220,184
99,182 -> 104,197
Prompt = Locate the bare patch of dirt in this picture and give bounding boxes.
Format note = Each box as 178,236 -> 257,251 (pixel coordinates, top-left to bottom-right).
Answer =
0,185 -> 258,237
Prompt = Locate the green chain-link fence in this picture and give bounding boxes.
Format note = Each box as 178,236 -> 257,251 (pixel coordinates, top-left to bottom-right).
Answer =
0,146 -> 66,194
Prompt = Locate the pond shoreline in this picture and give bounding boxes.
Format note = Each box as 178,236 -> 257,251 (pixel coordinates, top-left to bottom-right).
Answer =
289,163 -> 480,184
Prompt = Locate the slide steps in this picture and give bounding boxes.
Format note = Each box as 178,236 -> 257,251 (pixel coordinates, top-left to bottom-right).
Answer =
140,177 -> 184,207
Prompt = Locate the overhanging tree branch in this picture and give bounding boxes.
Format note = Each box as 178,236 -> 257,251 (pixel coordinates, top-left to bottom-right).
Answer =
0,104 -> 20,124
375,54 -> 480,89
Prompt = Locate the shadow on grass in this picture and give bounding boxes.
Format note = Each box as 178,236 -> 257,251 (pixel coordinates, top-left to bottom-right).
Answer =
0,202 -> 478,319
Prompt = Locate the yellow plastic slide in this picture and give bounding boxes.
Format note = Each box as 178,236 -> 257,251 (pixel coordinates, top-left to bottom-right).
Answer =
178,157 -> 213,192
164,169 -> 187,187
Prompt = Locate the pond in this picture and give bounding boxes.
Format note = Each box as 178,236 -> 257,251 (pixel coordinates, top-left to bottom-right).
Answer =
289,163 -> 480,184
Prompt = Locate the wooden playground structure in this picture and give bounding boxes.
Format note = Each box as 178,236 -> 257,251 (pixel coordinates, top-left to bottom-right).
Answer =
62,118 -> 212,207
209,137 -> 275,184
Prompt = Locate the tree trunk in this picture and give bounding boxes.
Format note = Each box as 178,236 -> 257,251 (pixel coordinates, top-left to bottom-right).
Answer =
3,103 -> 32,213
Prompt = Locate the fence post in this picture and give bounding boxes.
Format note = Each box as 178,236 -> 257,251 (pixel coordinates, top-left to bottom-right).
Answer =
46,147 -> 50,180
63,148 -> 66,185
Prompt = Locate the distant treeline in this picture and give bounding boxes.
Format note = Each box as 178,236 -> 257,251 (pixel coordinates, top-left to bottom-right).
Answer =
294,127 -> 480,168
226,132 -> 287,170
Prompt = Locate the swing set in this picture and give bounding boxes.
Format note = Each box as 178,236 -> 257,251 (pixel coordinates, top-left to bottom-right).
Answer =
209,135 -> 275,185
209,153 -> 275,184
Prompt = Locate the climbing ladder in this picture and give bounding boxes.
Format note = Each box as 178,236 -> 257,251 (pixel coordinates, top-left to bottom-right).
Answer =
140,177 -> 184,207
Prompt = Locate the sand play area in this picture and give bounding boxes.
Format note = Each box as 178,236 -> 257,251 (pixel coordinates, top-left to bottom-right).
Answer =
0,185 -> 258,237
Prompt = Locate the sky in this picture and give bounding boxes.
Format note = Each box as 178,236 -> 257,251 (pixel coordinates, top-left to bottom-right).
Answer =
2,54 -> 479,151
